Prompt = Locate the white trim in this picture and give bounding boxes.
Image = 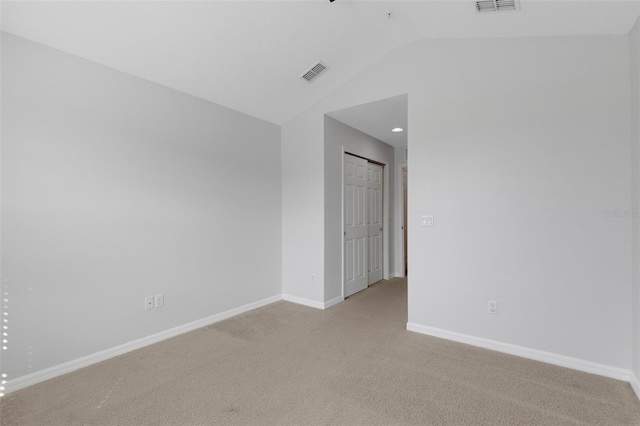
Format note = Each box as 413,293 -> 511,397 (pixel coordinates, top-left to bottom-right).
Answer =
396,163 -> 407,279
282,294 -> 324,310
406,322 -> 632,382
341,149 -> 345,301
282,294 -> 343,310
631,373 -> 640,401
4,294 -> 282,395
324,296 -> 344,309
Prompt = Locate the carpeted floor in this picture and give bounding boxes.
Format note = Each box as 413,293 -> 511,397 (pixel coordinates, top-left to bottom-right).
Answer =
2,278 -> 640,425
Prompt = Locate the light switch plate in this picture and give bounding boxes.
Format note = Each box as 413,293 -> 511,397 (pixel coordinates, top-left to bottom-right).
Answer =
421,215 -> 434,227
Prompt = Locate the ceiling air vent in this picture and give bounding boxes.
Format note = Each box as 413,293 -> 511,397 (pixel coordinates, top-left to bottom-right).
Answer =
300,61 -> 328,83
476,0 -> 518,13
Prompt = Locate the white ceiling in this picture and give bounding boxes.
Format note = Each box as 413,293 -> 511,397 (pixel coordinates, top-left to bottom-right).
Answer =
328,94 -> 407,147
1,1 -> 639,126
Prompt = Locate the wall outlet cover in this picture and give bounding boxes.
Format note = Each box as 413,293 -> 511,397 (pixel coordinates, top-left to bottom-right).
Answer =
154,293 -> 164,308
145,296 -> 154,310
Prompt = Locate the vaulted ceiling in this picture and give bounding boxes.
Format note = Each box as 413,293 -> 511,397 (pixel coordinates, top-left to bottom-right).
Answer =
2,1 -> 639,125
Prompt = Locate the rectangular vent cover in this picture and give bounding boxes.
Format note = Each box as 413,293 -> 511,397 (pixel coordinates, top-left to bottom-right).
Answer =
301,61 -> 328,82
476,0 -> 518,13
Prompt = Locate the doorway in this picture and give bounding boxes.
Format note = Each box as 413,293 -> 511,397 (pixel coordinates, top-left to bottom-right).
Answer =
344,152 -> 384,298
325,94 -> 407,304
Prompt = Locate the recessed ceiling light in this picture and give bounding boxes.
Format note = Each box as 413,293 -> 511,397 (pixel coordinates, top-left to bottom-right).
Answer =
392,127 -> 404,133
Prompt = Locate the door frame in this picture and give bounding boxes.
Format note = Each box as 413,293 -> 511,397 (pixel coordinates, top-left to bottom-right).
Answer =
341,148 -> 390,299
397,163 -> 407,278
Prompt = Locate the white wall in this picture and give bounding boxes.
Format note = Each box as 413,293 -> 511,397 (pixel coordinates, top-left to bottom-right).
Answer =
323,116 -> 395,302
282,34 -> 633,370
630,15 -> 640,379
281,113 -> 325,303
1,33 -> 282,381
409,36 -> 632,370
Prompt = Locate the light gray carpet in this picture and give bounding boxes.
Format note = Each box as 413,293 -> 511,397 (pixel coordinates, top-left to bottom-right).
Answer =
2,278 -> 639,425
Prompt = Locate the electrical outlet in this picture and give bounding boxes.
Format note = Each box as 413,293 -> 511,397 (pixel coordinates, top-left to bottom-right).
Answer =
145,296 -> 154,310
154,293 -> 164,308
310,274 -> 315,282
488,300 -> 498,315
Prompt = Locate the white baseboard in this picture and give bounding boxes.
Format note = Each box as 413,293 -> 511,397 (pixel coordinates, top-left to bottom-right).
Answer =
631,373 -> 640,401
406,322 -> 632,383
282,294 -> 324,310
4,294 -> 282,395
324,296 -> 344,309
282,294 -> 344,310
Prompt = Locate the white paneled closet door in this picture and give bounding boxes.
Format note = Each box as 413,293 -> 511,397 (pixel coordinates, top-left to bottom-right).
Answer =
344,154 -> 368,297
367,162 -> 383,285
344,153 -> 384,298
